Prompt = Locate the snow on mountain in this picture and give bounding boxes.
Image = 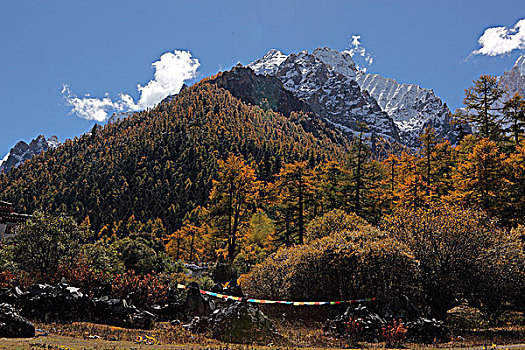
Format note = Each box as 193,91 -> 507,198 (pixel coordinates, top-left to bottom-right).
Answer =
249,47 -> 400,143
46,135 -> 60,149
249,47 -> 456,148
356,72 -> 455,146
0,153 -> 8,168
0,135 -> 60,173
500,54 -> 525,98
312,47 -> 357,80
248,49 -> 288,76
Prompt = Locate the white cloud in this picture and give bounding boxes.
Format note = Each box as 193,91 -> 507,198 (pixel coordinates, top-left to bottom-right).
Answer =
63,50 -> 200,121
472,18 -> 525,56
61,84 -> 122,122
343,35 -> 374,72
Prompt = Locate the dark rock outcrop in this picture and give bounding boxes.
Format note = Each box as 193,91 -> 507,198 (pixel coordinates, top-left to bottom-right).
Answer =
20,283 -> 92,323
0,283 -> 156,330
324,295 -> 451,344
187,302 -> 281,344
208,65 -> 312,118
92,297 -> 155,329
0,303 -> 35,338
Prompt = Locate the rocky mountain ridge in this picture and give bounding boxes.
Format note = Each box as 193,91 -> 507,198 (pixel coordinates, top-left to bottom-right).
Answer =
0,135 -> 60,173
500,54 -> 525,98
249,47 -> 456,147
356,72 -> 456,146
249,48 -> 400,144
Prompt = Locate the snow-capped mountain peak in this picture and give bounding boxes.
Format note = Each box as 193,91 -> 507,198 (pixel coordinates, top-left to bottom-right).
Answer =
515,54 -> 525,76
312,47 -> 357,79
356,72 -> 454,145
248,49 -> 288,76
249,46 -> 457,147
0,135 -> 61,173
500,54 -> 525,99
46,135 -> 60,149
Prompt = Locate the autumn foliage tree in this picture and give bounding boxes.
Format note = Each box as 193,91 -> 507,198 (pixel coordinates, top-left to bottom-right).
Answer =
381,204 -> 525,322
207,154 -> 260,260
270,161 -> 315,246
449,137 -> 509,221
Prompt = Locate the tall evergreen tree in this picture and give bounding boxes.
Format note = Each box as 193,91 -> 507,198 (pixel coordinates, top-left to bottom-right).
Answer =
271,162 -> 315,245
503,92 -> 525,145
454,75 -> 505,140
450,138 -> 509,220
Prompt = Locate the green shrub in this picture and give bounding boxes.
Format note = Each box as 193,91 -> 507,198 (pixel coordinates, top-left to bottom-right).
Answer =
10,211 -> 88,279
110,233 -> 174,275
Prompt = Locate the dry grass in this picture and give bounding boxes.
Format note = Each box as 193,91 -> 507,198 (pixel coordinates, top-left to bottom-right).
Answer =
2,305 -> 525,350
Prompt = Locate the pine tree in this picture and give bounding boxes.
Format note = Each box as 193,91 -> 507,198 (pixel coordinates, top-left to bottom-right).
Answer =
454,75 -> 505,140
450,138 -> 509,219
503,92 -> 525,145
419,127 -> 438,197
271,162 -> 315,245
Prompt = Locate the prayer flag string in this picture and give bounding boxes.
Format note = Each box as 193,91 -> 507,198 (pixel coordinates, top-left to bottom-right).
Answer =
177,283 -> 375,306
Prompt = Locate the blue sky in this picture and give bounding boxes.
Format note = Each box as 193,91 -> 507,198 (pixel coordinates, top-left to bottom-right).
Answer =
1,0 -> 524,154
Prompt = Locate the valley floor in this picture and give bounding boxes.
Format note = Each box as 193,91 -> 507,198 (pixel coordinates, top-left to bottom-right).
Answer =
2,318 -> 525,350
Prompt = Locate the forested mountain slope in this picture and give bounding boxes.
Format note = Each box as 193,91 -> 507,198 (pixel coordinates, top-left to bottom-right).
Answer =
0,80 -> 351,233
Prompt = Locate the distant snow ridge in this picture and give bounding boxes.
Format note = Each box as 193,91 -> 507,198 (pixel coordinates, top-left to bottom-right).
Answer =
500,54 -> 525,98
249,47 -> 400,143
249,47 -> 456,147
356,72 -> 454,146
0,135 -> 60,173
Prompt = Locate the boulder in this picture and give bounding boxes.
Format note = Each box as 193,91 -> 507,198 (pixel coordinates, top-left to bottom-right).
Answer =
187,302 -> 281,344
185,282 -> 213,316
20,283 -> 93,322
92,296 -> 155,329
0,303 -> 35,338
324,295 -> 451,343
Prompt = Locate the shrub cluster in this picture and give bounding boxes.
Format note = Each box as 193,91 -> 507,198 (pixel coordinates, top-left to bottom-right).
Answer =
241,206 -> 525,323
241,225 -> 420,302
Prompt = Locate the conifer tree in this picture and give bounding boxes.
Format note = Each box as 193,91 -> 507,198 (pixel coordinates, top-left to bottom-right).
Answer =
207,155 -> 260,260
503,92 -> 525,145
454,75 -> 505,140
271,162 -> 315,245
419,127 -> 438,197
450,138 -> 509,219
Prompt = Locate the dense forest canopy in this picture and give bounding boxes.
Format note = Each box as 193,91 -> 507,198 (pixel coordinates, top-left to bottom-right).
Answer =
0,81 -> 351,234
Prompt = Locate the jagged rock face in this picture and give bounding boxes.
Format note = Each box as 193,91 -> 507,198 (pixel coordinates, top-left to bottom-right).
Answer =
248,49 -> 288,76
207,66 -> 352,149
249,47 -> 401,143
356,72 -> 456,146
208,65 -> 312,117
500,54 -> 525,98
0,135 -> 60,173
250,47 -> 459,148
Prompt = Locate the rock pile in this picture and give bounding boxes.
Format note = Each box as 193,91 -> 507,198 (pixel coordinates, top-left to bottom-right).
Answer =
0,283 -> 156,330
0,303 -> 35,338
187,302 -> 281,344
324,295 -> 451,343
92,296 -> 154,329
21,283 -> 92,322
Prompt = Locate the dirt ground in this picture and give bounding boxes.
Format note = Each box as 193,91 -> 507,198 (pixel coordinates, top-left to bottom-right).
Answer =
2,305 -> 525,350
